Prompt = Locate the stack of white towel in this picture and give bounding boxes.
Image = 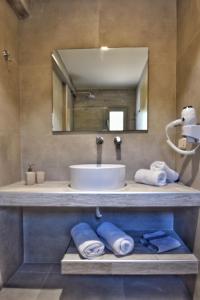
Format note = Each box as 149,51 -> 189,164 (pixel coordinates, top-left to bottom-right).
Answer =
71,222 -> 134,259
134,161 -> 179,187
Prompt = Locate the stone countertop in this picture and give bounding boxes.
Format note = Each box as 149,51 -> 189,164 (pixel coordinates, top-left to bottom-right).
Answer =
0,181 -> 199,207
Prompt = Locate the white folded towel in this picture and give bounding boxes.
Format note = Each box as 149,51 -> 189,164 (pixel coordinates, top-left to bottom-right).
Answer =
150,161 -> 179,183
71,223 -> 105,259
134,169 -> 167,186
97,222 -> 134,256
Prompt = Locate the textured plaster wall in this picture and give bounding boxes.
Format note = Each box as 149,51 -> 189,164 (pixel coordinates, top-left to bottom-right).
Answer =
0,0 -> 22,286
176,1 -> 200,298
0,0 -> 21,186
176,0 -> 200,190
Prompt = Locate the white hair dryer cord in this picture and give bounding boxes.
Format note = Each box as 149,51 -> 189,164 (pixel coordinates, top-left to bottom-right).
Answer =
165,119 -> 200,156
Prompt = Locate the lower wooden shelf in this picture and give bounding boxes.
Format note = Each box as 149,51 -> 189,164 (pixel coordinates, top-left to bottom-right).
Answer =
61,231 -> 198,275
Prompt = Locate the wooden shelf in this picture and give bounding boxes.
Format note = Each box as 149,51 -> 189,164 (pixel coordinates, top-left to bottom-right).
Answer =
61,231 -> 198,275
0,181 -> 200,207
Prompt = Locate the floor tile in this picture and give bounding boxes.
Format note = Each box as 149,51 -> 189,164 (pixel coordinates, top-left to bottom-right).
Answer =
36,289 -> 63,300
18,263 -> 52,274
0,266 -> 192,300
0,288 -> 40,300
123,276 -> 191,300
49,263 -> 61,274
37,275 -> 125,300
5,272 -> 47,289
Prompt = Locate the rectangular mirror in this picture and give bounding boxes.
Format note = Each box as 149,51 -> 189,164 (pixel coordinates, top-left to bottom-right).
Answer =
52,47 -> 148,132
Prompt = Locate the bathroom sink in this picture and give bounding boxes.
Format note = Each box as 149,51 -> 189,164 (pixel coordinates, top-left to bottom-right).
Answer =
69,164 -> 126,191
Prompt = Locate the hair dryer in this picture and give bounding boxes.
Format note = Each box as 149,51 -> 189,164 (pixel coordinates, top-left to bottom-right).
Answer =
166,106 -> 200,155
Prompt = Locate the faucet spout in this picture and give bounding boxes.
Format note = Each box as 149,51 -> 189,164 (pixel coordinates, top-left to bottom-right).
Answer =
114,136 -> 122,160
96,136 -> 103,165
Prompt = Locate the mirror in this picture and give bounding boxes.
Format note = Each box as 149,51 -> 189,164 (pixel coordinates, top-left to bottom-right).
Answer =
52,47 -> 148,132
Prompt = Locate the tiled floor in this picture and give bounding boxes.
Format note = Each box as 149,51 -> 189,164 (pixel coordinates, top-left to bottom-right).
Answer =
0,264 -> 192,300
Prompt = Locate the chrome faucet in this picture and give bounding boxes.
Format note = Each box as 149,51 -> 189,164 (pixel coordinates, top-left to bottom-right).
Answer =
114,136 -> 122,145
96,136 -> 103,165
96,136 -> 104,145
114,136 -> 122,160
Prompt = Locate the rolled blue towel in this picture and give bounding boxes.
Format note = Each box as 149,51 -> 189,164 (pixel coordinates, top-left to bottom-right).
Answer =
97,222 -> 134,256
71,223 -> 105,259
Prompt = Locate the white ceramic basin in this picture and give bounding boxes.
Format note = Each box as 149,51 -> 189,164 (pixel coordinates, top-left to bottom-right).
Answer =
69,164 -> 126,191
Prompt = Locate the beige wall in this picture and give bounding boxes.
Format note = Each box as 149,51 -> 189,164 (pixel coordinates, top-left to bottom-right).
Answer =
0,0 -> 22,287
176,2 -> 200,298
176,0 -> 200,189
19,0 -> 177,180
0,0 -> 21,186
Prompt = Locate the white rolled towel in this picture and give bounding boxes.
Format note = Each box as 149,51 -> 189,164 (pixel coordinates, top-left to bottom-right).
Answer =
150,161 -> 179,183
97,222 -> 134,256
134,169 -> 167,186
71,223 -> 105,259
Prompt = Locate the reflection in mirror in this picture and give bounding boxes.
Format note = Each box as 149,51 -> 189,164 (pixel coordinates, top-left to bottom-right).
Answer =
52,47 -> 148,132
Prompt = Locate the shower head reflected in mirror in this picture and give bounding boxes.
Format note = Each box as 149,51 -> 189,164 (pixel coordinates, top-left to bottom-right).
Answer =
77,91 -> 96,100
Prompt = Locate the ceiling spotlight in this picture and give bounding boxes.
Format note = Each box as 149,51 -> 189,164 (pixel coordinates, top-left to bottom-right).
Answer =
100,46 -> 109,51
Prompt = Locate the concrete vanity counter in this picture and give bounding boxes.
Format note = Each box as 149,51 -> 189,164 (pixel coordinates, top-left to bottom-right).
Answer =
0,181 -> 199,207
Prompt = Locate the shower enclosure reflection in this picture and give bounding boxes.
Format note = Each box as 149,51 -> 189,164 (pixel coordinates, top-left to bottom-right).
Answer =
52,47 -> 148,132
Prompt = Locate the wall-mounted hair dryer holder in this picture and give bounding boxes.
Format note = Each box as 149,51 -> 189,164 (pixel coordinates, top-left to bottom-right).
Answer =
166,106 -> 200,156
182,125 -> 200,143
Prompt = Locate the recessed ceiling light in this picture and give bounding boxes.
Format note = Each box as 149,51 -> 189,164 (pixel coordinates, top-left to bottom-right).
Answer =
100,46 -> 109,51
